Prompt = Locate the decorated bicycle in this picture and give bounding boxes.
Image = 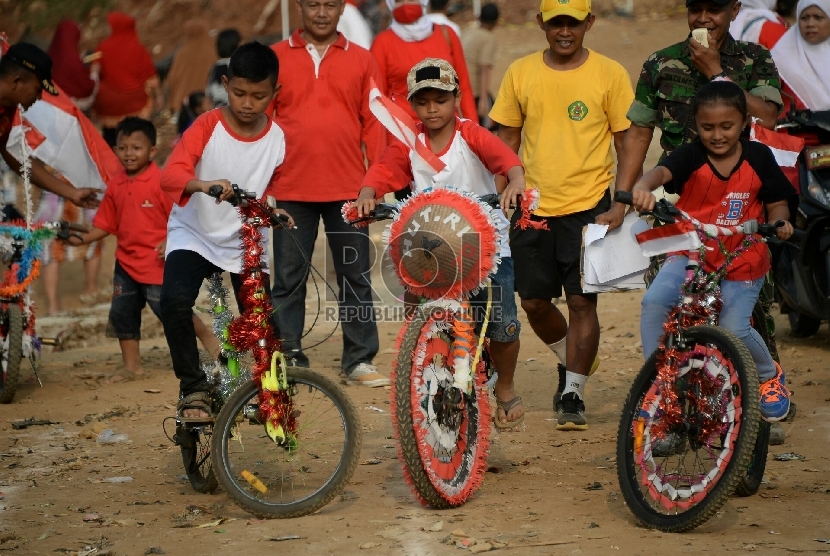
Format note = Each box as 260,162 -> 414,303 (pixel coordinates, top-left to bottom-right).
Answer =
168,184 -> 361,519
344,187 -> 539,508
614,190 -> 789,532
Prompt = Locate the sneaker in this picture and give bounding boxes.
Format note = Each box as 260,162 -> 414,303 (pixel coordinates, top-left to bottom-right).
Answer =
553,356 -> 600,412
759,363 -> 790,422
650,432 -> 687,457
345,362 -> 390,388
556,392 -> 588,431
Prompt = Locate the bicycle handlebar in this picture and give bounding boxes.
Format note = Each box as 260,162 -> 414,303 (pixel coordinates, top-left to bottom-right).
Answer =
614,190 -> 784,239
349,193 -> 518,225
207,184 -> 291,227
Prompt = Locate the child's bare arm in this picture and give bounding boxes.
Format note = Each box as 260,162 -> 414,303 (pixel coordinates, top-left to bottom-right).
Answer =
67,226 -> 108,247
184,179 -> 233,203
631,166 -> 673,213
765,200 -> 794,240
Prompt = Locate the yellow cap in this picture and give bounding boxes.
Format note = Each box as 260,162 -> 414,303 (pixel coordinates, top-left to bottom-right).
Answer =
540,0 -> 591,21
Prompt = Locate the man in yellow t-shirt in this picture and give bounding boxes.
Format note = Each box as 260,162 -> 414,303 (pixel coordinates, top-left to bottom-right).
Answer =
490,0 -> 633,432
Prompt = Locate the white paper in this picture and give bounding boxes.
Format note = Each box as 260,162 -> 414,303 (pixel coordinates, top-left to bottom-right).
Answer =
581,213 -> 650,292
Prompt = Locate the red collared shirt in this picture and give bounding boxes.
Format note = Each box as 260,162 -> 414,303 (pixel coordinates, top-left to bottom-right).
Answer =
269,30 -> 385,202
93,162 -> 172,285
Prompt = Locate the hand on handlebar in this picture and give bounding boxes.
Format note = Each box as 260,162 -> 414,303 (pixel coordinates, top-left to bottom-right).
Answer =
203,180 -> 233,204
355,186 -> 378,218
499,178 -> 526,213
631,184 -> 657,214
775,219 -> 794,241
272,208 -> 295,229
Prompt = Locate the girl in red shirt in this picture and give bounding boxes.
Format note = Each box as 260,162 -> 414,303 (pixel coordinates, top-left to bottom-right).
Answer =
631,81 -> 796,422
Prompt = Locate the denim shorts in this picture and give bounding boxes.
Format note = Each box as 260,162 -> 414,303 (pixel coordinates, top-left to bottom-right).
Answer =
470,257 -> 521,343
106,261 -> 163,340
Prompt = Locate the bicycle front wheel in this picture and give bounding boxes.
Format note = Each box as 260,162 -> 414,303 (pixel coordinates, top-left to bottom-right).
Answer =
211,370 -> 361,518
0,305 -> 24,404
616,325 -> 760,532
393,307 -> 491,508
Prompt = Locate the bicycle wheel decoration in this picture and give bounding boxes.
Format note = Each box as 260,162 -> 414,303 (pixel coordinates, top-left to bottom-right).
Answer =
203,274 -> 251,400
616,325 -> 759,532
226,206 -> 296,443
392,303 -> 492,507
384,188 -> 500,301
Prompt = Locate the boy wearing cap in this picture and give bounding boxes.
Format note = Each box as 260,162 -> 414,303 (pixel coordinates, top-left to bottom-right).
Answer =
0,42 -> 99,209
489,0 -> 634,431
355,58 -> 529,429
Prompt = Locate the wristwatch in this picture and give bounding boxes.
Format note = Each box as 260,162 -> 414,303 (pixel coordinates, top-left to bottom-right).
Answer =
709,71 -> 731,82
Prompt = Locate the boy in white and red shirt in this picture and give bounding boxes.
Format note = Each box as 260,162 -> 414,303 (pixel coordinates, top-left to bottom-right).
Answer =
160,42 -> 291,422
355,58 -> 528,429
70,117 -> 218,381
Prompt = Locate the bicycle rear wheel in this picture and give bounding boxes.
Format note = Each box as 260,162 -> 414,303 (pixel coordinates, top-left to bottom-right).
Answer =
616,325 -> 760,532
176,423 -> 218,493
0,305 -> 24,404
211,370 -> 361,518
393,308 -> 491,508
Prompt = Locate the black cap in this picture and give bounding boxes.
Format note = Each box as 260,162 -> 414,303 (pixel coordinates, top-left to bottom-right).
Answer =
4,43 -> 58,95
685,0 -> 735,6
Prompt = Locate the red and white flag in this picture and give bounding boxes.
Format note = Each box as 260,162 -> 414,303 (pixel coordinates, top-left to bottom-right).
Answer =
368,78 -> 447,181
750,121 -> 804,168
635,220 -> 701,256
6,87 -> 120,192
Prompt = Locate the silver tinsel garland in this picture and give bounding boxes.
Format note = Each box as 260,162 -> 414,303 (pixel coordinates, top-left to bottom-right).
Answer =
202,274 -> 251,400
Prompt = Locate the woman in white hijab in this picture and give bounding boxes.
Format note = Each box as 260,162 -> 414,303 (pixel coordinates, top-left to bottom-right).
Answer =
730,0 -> 789,47
771,0 -> 830,111
369,0 -> 478,124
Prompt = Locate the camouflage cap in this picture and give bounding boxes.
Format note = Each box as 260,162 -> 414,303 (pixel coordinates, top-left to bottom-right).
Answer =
407,58 -> 459,100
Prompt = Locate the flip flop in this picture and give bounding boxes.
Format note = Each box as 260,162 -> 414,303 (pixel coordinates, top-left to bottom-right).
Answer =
493,395 -> 525,430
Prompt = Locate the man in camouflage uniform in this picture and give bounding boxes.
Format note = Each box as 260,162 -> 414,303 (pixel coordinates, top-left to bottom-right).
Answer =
608,0 -> 791,441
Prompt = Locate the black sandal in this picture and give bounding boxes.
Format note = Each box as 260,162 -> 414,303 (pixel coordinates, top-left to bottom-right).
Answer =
177,391 -> 214,423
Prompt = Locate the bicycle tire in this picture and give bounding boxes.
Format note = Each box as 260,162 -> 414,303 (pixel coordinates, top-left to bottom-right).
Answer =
178,423 -> 218,494
393,307 -> 491,508
735,302 -> 775,497
616,325 -> 760,532
211,370 -> 361,519
735,421 -> 770,497
0,305 -> 24,404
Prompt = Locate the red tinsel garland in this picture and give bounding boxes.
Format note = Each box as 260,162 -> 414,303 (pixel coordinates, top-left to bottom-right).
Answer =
227,207 -> 296,438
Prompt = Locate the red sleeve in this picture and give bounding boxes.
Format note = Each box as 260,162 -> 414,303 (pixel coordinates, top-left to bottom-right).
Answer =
92,183 -> 118,235
457,120 -> 522,177
161,111 -> 215,206
361,140 -> 414,197
447,29 -> 479,125
759,21 -> 788,50
370,34 -> 390,96
361,55 -> 387,167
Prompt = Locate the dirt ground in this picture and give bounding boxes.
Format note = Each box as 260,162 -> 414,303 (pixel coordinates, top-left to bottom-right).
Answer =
2,14 -> 830,556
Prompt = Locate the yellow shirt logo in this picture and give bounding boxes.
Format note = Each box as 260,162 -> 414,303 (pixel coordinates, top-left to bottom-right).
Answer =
568,100 -> 588,121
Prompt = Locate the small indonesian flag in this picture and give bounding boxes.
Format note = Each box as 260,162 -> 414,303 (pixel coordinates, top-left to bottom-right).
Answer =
635,220 -> 701,256
6,86 -> 120,192
750,121 -> 804,168
368,78 -> 447,181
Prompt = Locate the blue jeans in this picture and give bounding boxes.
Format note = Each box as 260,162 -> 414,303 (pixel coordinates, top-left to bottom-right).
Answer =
271,201 -> 379,373
640,256 -> 776,381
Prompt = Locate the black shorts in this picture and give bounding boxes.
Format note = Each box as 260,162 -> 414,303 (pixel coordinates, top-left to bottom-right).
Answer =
510,191 -> 610,299
106,261 -> 163,340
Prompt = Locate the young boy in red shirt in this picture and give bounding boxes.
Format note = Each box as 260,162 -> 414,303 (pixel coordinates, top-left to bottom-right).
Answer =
70,117 -> 218,381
